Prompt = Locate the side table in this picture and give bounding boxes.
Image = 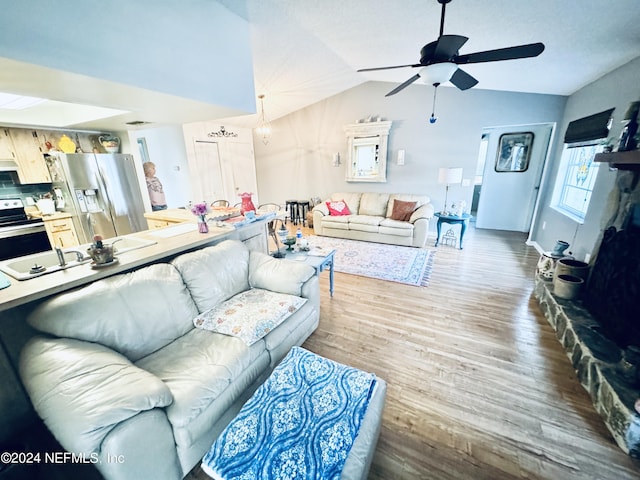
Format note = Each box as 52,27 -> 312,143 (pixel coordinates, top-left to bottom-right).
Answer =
274,248 -> 336,297
434,212 -> 472,250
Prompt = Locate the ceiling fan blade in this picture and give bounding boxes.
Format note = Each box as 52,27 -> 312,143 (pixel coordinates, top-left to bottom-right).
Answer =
385,73 -> 421,97
433,35 -> 468,60
357,63 -> 420,72
420,35 -> 468,65
449,68 -> 478,90
455,42 -> 545,64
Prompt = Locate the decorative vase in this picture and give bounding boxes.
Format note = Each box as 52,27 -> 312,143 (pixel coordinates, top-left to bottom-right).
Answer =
283,236 -> 296,251
551,240 -> 570,257
554,258 -> 590,282
239,192 -> 256,214
99,135 -> 120,153
198,217 -> 209,233
553,273 -> 584,300
536,252 -> 557,281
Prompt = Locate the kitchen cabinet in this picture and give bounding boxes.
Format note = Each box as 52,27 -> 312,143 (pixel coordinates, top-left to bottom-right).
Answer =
0,129 -> 15,159
9,129 -> 51,183
34,129 -> 100,155
43,214 -> 80,248
144,209 -> 193,229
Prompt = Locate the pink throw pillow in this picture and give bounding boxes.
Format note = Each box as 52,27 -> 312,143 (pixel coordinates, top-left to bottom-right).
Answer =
326,200 -> 351,216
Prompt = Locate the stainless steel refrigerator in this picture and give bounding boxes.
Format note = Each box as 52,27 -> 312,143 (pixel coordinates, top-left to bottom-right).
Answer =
46,153 -> 147,244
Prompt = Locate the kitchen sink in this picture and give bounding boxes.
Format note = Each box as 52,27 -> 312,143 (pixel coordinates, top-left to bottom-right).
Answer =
0,250 -> 90,280
0,235 -> 157,281
108,236 -> 157,254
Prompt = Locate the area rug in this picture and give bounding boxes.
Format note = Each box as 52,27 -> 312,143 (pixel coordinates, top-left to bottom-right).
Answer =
307,235 -> 435,286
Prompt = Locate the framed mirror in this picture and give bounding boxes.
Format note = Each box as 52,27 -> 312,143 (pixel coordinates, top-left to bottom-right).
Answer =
344,120 -> 392,182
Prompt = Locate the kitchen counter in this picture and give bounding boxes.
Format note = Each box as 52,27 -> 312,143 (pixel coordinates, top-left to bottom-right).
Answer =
28,211 -> 73,221
0,219 -> 268,313
144,208 -> 196,223
144,207 -> 241,224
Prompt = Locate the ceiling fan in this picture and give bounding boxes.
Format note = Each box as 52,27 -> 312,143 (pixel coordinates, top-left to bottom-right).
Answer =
358,0 -> 545,120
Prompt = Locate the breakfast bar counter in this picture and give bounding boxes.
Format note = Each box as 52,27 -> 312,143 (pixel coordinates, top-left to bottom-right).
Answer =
0,219 -> 267,313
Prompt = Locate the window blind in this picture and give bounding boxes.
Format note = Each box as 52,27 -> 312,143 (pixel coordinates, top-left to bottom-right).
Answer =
564,108 -> 615,144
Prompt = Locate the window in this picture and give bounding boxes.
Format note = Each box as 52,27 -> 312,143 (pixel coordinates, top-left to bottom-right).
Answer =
137,137 -> 151,163
551,142 -> 604,223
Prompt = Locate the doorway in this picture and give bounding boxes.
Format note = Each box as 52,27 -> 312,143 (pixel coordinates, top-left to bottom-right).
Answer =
474,123 -> 554,232
191,140 -> 225,204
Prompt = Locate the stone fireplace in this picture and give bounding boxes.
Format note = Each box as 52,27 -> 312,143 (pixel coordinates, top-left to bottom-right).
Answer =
534,163 -> 640,457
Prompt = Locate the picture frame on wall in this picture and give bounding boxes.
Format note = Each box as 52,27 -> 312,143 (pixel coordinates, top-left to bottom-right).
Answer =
495,132 -> 534,172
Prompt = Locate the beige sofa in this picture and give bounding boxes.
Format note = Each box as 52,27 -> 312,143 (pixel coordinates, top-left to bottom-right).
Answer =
313,192 -> 434,247
19,240 -> 320,480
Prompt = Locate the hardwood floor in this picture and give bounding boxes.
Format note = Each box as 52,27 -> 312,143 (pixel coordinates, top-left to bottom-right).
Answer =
296,224 -> 640,479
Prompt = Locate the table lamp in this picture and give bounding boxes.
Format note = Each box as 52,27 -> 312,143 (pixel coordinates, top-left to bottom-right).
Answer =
438,167 -> 463,215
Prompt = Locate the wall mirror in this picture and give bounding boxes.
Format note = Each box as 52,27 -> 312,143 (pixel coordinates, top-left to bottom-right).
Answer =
344,120 -> 392,182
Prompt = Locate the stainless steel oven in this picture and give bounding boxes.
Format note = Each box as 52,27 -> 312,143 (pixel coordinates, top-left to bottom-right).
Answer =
0,199 -> 50,261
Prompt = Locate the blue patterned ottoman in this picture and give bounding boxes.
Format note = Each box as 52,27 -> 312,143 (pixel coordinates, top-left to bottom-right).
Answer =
201,347 -> 386,480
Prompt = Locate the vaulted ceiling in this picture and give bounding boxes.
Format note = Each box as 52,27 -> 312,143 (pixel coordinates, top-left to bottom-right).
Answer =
218,0 -> 640,127
1,0 -> 639,131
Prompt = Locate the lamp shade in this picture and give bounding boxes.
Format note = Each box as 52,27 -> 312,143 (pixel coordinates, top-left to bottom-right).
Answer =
419,64 -> 458,85
438,167 -> 463,185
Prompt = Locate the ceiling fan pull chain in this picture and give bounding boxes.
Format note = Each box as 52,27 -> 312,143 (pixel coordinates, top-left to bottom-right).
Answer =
429,83 -> 440,124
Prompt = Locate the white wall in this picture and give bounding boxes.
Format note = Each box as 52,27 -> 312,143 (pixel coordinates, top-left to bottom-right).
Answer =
0,0 -> 255,113
253,81 -> 566,227
182,122 -> 258,206
529,56 -> 640,261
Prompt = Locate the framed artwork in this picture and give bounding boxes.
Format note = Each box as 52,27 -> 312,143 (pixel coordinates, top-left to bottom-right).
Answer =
495,132 -> 534,172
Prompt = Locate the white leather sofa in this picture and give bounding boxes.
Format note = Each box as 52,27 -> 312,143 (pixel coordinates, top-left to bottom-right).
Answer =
19,240 -> 320,480
313,192 -> 434,247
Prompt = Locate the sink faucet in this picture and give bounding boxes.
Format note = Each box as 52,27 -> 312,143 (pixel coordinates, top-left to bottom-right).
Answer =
55,247 -> 86,267
54,246 -> 66,267
66,250 -> 87,262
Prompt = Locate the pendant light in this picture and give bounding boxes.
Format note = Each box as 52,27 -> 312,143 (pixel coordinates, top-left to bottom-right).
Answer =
256,94 -> 272,145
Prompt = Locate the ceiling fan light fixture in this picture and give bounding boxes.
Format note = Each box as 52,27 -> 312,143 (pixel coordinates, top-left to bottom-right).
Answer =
418,63 -> 458,85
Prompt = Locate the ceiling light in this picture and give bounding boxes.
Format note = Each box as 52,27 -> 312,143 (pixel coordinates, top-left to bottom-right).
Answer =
418,64 -> 458,86
255,94 -> 272,145
0,92 -> 48,110
418,64 -> 459,124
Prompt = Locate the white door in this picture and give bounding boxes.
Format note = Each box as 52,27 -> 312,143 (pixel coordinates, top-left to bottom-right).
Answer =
476,124 -> 553,232
190,140 -> 225,204
225,141 -> 259,207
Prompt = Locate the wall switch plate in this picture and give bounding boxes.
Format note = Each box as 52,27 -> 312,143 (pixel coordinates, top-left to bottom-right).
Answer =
397,149 -> 405,165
